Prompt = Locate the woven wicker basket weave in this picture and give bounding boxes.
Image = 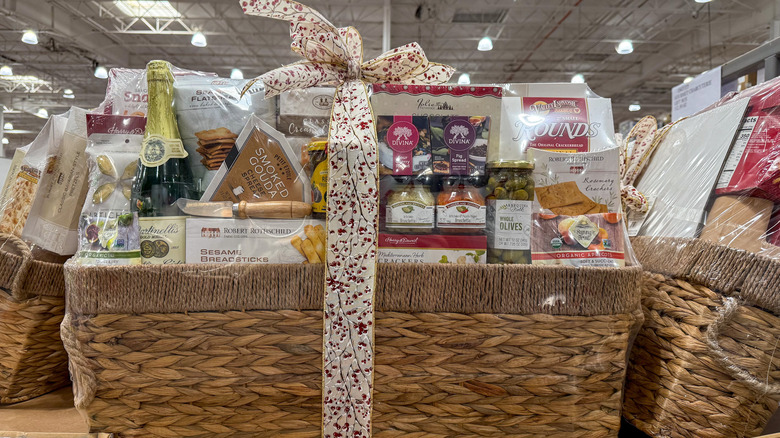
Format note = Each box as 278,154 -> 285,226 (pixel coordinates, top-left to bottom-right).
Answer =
62,263 -> 643,437
0,234 -> 68,404
624,237 -> 780,438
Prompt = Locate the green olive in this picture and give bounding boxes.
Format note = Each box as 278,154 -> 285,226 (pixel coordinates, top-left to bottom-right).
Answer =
487,177 -> 498,187
514,177 -> 527,189
511,189 -> 529,200
501,251 -> 515,263
494,187 -> 508,199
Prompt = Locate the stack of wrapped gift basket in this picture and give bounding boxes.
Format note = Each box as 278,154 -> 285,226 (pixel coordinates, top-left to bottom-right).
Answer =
618,88 -> 780,437
4,1 -> 780,437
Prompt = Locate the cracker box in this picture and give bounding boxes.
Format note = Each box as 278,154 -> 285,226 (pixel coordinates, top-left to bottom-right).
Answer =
186,217 -> 326,264
378,233 -> 487,264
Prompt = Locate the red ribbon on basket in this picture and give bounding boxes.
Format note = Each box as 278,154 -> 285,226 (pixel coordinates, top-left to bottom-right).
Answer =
240,1 -> 454,436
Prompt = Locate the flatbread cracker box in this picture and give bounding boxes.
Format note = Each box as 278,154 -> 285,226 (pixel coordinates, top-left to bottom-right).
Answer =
529,147 -> 621,215
201,115 -> 310,204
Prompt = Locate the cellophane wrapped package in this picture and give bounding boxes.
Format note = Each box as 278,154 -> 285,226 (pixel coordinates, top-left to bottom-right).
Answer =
499,83 -> 618,160
73,114 -> 146,265
173,76 -> 276,195
631,83 -> 780,259
0,112 -> 69,238
94,66 -> 216,117
22,108 -> 90,256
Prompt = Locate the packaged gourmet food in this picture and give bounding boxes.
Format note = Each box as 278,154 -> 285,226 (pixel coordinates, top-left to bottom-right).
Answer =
370,84 -> 502,159
376,116 -> 431,175
95,66 -> 216,118
22,108 -> 90,256
74,114 -> 146,265
499,83 -> 617,160
278,87 -> 334,163
485,160 -> 534,264
0,112 -> 68,238
429,116 -> 489,176
173,75 -> 276,194
633,99 -> 749,238
532,212 -> 626,267
186,217 -> 326,264
201,115 -> 310,205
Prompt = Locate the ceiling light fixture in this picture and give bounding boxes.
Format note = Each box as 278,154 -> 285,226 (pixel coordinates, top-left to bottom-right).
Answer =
683,76 -> 694,84
35,108 -> 48,119
3,122 -> 13,131
2,138 -> 8,145
21,30 -> 38,45
0,66 -> 12,76
616,39 -> 634,55
63,89 -> 75,99
457,73 -> 471,85
694,0 -> 712,3
191,31 -> 207,47
628,103 -> 641,112
571,73 -> 585,84
94,65 -> 108,79
230,68 -> 244,79
477,36 -> 493,51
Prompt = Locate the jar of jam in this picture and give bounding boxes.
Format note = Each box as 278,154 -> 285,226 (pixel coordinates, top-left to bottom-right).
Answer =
307,140 -> 328,220
436,176 -> 486,234
385,175 -> 435,234
485,160 -> 534,264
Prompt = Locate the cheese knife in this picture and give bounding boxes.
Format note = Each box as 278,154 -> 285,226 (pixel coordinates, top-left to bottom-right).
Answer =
176,199 -> 312,219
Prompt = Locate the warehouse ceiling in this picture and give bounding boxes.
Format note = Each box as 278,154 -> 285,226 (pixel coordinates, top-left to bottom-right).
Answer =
0,0 -> 777,152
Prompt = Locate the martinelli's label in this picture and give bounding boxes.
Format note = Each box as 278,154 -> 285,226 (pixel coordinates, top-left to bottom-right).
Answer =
437,201 -> 486,228
386,201 -> 434,230
487,199 -> 531,250
139,216 -> 186,264
140,134 -> 188,167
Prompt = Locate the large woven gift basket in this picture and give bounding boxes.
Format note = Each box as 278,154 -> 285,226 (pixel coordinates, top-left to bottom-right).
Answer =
61,262 -> 642,437
623,236 -> 780,437
0,234 -> 69,404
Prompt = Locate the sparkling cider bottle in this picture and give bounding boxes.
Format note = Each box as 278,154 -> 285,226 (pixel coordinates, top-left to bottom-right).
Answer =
132,60 -> 195,264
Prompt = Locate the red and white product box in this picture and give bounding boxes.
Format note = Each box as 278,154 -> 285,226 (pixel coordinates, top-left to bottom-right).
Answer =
378,233 -> 487,264
499,83 -> 617,159
715,76 -> 780,201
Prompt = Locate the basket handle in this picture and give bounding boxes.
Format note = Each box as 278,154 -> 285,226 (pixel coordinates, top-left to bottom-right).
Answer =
0,233 -> 34,299
705,297 -> 780,395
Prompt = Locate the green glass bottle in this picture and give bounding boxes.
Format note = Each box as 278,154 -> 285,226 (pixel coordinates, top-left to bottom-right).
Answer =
132,60 -> 196,217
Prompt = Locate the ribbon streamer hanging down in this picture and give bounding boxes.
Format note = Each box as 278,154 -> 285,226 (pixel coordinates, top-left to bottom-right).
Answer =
620,115 -> 687,214
240,1 -> 454,436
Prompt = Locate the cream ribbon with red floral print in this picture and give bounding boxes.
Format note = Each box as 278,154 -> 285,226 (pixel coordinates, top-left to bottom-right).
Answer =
620,116 -> 686,213
240,1 -> 454,436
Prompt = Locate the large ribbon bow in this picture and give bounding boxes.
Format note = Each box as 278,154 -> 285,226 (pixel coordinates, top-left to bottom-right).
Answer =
241,2 -> 454,437
242,1 -> 454,98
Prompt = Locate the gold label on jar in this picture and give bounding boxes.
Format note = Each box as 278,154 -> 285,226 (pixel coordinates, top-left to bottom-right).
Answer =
139,216 -> 187,264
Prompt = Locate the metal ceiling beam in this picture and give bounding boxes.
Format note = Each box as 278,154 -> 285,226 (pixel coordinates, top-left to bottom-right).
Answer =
2,0 -> 131,67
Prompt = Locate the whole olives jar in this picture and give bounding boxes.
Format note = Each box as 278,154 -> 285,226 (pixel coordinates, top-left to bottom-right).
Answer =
485,160 -> 534,264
